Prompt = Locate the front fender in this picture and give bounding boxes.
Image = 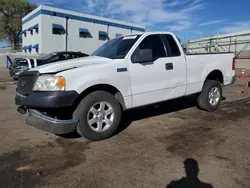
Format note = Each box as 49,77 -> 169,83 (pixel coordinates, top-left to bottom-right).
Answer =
74,78 -> 130,97
58,63 -> 132,107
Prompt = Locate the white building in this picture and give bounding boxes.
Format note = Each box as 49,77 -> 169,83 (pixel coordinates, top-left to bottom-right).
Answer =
21,5 -> 145,55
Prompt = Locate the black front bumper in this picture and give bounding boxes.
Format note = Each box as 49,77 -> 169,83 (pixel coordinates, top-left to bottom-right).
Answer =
15,91 -> 78,108
16,91 -> 79,134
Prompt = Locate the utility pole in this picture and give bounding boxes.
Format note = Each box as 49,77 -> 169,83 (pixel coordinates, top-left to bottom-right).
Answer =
98,0 -> 108,17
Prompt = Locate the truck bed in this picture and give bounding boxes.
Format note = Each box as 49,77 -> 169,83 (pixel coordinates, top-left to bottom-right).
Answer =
186,52 -> 234,56
185,53 -> 235,95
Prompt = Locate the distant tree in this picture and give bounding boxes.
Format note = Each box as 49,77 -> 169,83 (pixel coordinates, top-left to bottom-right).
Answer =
0,0 -> 36,51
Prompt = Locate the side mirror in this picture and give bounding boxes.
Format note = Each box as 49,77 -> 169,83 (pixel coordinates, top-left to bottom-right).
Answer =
132,49 -> 153,63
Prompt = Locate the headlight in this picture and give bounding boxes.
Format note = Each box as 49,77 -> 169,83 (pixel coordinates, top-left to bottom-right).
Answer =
33,75 -> 66,91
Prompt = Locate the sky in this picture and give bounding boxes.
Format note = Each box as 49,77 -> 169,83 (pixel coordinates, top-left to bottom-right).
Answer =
1,0 -> 250,48
26,0 -> 250,42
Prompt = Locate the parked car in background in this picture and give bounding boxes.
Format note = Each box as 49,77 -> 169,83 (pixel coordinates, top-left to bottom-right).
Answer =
9,51 -> 88,80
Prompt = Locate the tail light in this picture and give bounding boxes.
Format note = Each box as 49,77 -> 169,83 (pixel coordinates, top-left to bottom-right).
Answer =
232,58 -> 236,70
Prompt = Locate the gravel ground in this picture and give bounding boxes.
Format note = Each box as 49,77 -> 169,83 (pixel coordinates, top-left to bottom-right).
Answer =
0,69 -> 250,188
0,68 -> 13,83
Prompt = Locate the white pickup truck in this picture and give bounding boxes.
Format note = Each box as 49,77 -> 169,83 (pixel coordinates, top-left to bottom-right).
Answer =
16,32 -> 235,141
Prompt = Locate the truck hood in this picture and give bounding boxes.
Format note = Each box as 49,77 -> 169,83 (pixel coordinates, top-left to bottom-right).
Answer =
30,56 -> 113,74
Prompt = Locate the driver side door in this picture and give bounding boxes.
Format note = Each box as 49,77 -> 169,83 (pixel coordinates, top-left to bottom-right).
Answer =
129,34 -> 174,107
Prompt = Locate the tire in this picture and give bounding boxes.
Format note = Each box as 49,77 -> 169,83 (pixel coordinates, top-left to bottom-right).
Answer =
73,91 -> 122,141
197,80 -> 222,112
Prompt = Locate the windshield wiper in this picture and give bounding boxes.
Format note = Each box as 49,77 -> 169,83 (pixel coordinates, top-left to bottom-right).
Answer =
110,55 -> 125,59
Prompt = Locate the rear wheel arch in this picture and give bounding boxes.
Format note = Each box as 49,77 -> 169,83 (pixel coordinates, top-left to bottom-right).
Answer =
197,80 -> 222,112
205,70 -> 224,84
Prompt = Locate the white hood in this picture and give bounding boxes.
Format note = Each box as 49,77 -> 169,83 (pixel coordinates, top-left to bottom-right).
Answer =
30,56 -> 113,74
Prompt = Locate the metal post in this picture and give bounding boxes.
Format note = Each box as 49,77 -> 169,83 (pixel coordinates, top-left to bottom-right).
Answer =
209,38 -> 212,53
5,55 -> 8,68
235,33 -> 238,56
107,24 -> 109,41
65,17 -> 69,52
229,37 -> 232,52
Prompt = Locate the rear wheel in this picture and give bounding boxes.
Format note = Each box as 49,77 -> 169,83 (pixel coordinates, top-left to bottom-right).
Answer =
73,91 -> 122,141
197,80 -> 222,112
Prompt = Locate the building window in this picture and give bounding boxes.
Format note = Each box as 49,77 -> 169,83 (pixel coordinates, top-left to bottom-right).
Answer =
53,28 -> 65,35
52,24 -> 65,35
27,26 -> 33,35
79,28 -> 91,38
27,45 -> 32,53
99,31 -> 108,41
32,44 -> 39,53
23,46 -> 27,53
116,34 -> 122,38
22,30 -> 27,37
33,24 -> 39,34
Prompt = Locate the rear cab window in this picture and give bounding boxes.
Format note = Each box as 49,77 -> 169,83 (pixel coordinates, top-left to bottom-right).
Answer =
162,34 -> 181,57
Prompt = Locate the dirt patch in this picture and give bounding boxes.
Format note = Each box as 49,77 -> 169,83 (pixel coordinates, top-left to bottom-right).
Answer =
0,138 -> 91,188
157,98 -> 250,158
0,80 -> 16,91
0,85 -> 6,90
214,155 -> 231,162
157,124 -> 221,157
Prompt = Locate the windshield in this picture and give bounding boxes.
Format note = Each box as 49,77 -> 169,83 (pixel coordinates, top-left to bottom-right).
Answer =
40,53 -> 57,60
92,35 -> 141,59
12,59 -> 28,67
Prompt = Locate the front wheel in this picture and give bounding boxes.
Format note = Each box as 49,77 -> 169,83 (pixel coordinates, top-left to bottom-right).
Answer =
73,91 -> 122,141
197,80 -> 222,112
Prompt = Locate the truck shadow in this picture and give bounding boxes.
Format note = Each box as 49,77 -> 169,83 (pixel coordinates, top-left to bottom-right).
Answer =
62,95 -> 198,139
116,95 -> 198,135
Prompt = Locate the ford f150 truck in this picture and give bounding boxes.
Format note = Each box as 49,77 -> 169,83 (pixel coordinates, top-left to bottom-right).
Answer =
15,32 -> 235,141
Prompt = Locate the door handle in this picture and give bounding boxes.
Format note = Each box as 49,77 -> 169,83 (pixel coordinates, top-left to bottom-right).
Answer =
165,63 -> 173,70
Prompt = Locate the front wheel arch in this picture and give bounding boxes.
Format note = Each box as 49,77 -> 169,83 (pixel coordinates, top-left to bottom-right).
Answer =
73,84 -> 126,111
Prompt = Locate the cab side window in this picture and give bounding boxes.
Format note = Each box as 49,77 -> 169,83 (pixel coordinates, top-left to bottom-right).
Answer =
136,35 -> 166,61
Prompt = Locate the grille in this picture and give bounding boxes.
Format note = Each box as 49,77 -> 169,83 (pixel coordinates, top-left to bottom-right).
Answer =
17,71 -> 39,95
